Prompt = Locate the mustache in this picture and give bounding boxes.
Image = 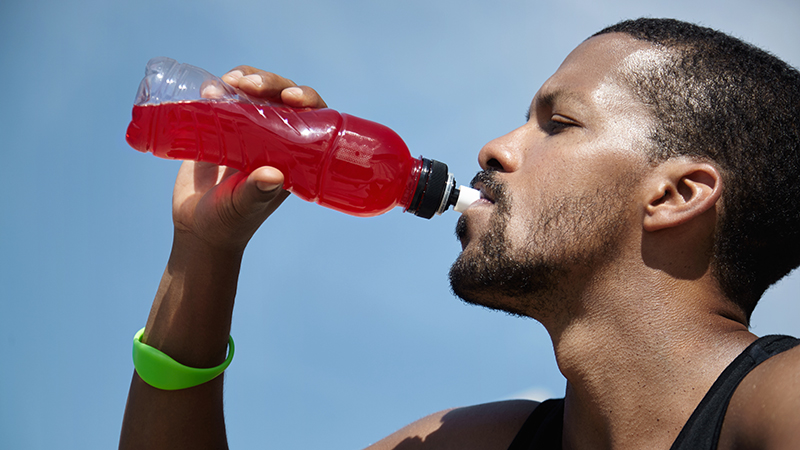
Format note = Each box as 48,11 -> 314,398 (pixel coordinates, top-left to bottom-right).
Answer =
469,170 -> 508,206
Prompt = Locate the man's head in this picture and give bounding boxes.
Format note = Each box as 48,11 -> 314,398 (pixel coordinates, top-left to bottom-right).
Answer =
450,33 -> 664,320
450,19 -> 799,322
593,18 -> 800,318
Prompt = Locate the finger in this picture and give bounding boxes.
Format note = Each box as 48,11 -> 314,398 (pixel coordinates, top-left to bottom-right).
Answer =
281,86 -> 328,109
199,80 -> 229,99
251,165 -> 286,193
221,65 -> 297,100
174,161 -> 222,201
172,161 -> 227,231
231,166 -> 290,221
220,69 -> 244,87
192,161 -> 229,193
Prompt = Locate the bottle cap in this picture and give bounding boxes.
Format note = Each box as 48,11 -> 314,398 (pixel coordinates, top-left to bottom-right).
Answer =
453,186 -> 480,213
408,158 -> 450,219
407,158 -> 478,218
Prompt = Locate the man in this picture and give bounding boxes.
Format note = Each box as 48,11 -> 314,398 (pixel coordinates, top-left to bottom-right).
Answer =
120,18 -> 800,449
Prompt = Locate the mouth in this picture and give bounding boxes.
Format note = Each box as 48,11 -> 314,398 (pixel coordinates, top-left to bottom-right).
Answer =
456,173 -> 501,245
470,172 -> 499,205
474,184 -> 495,205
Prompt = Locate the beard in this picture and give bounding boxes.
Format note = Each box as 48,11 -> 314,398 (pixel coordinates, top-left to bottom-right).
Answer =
449,170 -> 633,319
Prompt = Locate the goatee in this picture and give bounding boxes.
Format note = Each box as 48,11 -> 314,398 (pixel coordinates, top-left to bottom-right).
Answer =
449,170 -> 632,319
449,171 -> 563,317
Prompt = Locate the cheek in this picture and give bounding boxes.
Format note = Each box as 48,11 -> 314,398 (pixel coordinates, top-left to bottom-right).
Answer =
501,197 -> 542,248
517,138 -> 597,196
548,147 -> 644,196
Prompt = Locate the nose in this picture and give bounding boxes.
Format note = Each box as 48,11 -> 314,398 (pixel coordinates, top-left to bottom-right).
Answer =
478,126 -> 526,172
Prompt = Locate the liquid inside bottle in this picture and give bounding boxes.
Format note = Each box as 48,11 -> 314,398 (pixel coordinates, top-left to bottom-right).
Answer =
125,57 -> 479,218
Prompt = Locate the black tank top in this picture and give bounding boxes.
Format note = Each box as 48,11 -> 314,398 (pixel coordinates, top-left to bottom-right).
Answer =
507,335 -> 800,450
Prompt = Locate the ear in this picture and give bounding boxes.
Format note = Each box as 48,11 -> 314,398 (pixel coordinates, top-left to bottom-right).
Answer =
642,160 -> 722,232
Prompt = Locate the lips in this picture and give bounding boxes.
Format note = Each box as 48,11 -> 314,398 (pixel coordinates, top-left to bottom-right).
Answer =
472,183 -> 496,205
469,172 -> 497,203
465,170 -> 507,213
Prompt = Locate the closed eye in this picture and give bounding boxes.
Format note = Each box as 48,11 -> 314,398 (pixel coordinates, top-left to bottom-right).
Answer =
543,114 -> 580,134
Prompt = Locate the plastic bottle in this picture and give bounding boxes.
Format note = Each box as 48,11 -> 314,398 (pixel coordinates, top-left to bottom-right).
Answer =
126,57 -> 479,218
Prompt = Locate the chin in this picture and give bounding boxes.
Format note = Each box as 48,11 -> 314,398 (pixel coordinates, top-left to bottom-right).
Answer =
448,241 -> 569,321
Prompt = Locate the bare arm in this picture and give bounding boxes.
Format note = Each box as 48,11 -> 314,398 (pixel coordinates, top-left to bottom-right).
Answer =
119,69 -> 325,450
117,67 -> 537,450
719,345 -> 800,449
365,400 -> 538,450
119,222 -> 257,449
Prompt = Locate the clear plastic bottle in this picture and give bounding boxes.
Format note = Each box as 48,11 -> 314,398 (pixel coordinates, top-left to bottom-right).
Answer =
125,57 -> 479,218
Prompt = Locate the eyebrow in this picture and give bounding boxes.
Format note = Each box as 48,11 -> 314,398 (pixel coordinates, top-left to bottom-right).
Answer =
525,89 -> 583,122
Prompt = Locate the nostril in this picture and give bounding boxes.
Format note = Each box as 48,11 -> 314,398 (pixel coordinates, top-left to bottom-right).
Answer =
485,158 -> 504,171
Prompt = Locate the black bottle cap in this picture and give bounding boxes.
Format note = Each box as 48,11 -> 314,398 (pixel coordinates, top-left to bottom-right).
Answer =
407,158 -> 451,219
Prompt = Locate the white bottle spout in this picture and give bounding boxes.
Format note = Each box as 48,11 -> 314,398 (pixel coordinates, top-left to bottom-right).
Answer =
454,186 -> 480,213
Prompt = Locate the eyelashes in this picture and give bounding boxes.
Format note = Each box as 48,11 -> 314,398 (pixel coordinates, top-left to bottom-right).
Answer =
525,106 -> 580,134
543,117 -> 578,134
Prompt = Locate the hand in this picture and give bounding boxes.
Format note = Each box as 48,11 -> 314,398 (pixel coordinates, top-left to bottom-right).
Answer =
221,66 -> 328,108
172,67 -> 328,254
171,162 -> 287,254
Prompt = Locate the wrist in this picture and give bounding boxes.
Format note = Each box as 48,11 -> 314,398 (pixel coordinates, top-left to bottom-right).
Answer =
133,327 -> 235,390
142,231 -> 245,368
172,228 -> 248,262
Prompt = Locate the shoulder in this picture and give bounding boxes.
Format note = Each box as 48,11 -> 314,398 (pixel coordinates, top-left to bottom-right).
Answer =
363,400 -> 540,450
719,343 -> 800,449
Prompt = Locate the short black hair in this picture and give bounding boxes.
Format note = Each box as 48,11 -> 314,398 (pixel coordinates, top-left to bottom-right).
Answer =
595,18 -> 800,319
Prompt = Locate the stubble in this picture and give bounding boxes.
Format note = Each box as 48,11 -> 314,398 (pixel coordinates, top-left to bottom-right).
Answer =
449,170 -> 635,319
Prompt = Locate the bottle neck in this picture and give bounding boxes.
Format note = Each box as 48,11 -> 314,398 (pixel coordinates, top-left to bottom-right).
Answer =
403,157 -> 458,219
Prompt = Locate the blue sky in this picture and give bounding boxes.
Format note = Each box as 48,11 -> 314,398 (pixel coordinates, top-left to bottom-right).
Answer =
1,1 -> 798,449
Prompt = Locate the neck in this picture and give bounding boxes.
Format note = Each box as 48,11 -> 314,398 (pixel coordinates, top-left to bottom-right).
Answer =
539,269 -> 756,450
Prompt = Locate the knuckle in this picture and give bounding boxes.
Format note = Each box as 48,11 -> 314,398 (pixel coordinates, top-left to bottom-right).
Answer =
262,72 -> 296,89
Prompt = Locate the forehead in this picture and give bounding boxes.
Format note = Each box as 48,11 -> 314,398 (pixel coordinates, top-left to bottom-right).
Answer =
534,33 -> 667,114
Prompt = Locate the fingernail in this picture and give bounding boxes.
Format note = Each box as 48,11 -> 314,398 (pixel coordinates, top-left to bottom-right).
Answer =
243,74 -> 263,87
201,84 -> 225,99
223,70 -> 243,82
256,181 -> 281,192
283,86 -> 303,98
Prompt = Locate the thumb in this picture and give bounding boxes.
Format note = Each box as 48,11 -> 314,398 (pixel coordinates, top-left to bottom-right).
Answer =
230,166 -> 290,225
252,166 -> 286,193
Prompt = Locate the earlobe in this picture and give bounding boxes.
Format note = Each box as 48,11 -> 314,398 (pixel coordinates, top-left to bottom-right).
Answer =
643,161 -> 722,232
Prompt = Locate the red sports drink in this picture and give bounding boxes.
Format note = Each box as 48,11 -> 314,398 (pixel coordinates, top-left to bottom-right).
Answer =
125,57 -> 478,218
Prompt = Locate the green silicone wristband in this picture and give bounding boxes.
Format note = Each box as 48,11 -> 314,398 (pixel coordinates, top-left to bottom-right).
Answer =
132,327 -> 235,390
